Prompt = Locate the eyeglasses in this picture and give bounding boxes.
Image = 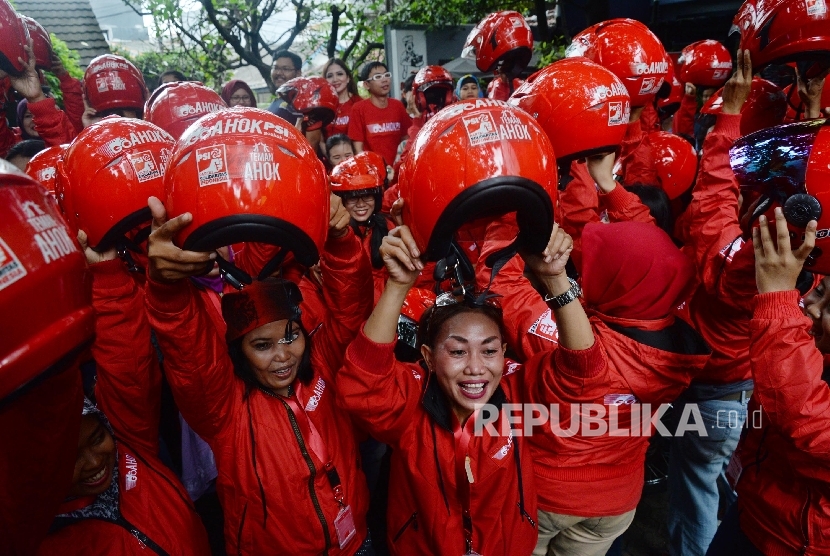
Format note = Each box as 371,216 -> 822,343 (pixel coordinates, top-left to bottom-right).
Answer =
344,195 -> 375,205
367,72 -> 392,81
272,66 -> 298,73
230,94 -> 251,102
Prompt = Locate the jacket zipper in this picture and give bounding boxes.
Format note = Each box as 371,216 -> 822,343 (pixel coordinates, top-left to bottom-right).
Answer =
114,515 -> 170,556
393,511 -> 418,542
280,397 -> 332,552
800,490 -> 811,554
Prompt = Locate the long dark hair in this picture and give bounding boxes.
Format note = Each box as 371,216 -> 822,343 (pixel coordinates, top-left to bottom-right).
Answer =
323,58 -> 358,97
349,209 -> 388,269
227,321 -> 314,398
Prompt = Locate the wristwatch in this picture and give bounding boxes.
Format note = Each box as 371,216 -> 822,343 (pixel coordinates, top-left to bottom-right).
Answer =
544,278 -> 581,309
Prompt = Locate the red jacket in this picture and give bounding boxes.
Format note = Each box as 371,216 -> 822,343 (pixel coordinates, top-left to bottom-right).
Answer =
616,119 -> 659,185
57,73 -> 86,134
146,232 -> 373,556
37,260 -> 210,555
735,291 -> 830,555
672,93 -> 697,138
26,97 -> 79,146
337,328 -> 543,556
685,114 -> 755,385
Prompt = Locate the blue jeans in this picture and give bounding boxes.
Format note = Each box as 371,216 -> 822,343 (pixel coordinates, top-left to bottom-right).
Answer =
666,388 -> 749,556
705,503 -> 764,556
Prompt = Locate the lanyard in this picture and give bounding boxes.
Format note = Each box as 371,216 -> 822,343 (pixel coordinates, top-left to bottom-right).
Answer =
452,410 -> 479,555
282,383 -> 346,507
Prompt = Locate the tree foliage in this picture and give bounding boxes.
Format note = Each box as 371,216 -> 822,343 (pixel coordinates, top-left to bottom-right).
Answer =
111,45 -> 231,90
43,34 -> 84,107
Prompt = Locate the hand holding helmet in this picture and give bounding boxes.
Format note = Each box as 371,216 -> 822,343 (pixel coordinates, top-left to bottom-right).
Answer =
146,196 -> 216,284
379,225 -> 423,288
586,151 -> 618,194
329,193 -> 350,239
722,50 -> 753,115
77,229 -> 117,265
520,222 -> 573,281
9,40 -> 46,104
795,64 -> 829,119
753,208 -> 817,294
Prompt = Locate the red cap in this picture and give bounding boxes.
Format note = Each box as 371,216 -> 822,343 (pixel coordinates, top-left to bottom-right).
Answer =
462,11 -> 533,76
510,57 -> 631,161
165,107 -> 329,269
677,40 -> 732,88
57,117 -> 175,251
145,81 -> 227,139
83,54 -> 149,114
649,131 -> 698,200
702,76 -> 787,135
397,99 -> 557,261
566,18 -> 671,107
732,0 -> 830,70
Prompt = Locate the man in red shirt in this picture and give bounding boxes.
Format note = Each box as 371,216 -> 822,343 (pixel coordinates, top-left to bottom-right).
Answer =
348,62 -> 411,166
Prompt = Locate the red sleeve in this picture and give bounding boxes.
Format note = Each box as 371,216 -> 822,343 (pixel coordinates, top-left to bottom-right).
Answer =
750,291 -> 830,468
58,74 -> 84,133
599,184 -> 656,225
336,326 -> 424,445
686,113 -> 756,311
522,339 -> 608,405
27,97 -> 78,147
475,214 -> 559,361
311,229 -> 374,382
619,124 -> 659,185
382,182 -> 399,213
91,260 -> 161,456
347,101 -> 366,143
639,103 -> 660,134
145,277 -> 235,442
672,94 -> 697,137
558,160 -> 600,272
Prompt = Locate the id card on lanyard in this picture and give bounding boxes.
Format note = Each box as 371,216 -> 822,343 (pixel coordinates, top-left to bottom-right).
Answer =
284,384 -> 357,549
453,410 -> 484,556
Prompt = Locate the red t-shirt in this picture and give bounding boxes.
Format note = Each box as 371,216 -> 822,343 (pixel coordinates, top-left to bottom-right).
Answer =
347,98 -> 411,165
325,95 -> 360,139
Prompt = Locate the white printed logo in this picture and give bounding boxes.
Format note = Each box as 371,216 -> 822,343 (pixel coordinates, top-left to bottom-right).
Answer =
639,77 -> 657,95
462,113 -> 500,146
528,309 -> 559,344
96,76 -> 109,93
492,432 -> 513,461
305,378 -> 326,412
807,0 -> 827,16
608,101 -> 625,126
604,393 -> 638,406
196,145 -> 229,186
128,151 -> 161,182
124,453 -> 138,491
712,69 -> 730,81
0,237 -> 27,292
37,166 -> 56,183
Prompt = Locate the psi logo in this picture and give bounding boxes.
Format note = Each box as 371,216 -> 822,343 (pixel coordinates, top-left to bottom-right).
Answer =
0,237 -> 26,292
196,145 -> 229,186
807,0 -> 827,16
462,113 -> 500,146
608,101 -> 625,126
128,151 -> 161,182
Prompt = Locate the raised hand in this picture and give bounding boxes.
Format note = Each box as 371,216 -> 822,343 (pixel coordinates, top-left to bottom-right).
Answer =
753,207 -> 817,294
329,193 -> 351,239
722,49 -> 752,115
77,229 -> 117,265
379,225 -> 423,287
521,223 -> 574,280
9,40 -> 45,104
146,196 -> 215,283
585,151 -> 617,194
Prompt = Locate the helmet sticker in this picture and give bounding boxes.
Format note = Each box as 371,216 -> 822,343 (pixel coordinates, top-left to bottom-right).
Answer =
638,76 -> 664,96
197,145 -> 229,187
128,151 -> 161,182
463,113 -> 500,146
807,0 -> 827,16
37,166 -> 56,183
608,101 -> 625,125
0,237 -> 27,291
21,200 -> 77,264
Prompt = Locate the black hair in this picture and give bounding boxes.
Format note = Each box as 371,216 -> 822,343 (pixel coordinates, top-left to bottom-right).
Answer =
227,321 -> 314,398
159,70 -> 187,82
6,139 -> 46,161
322,58 -> 358,97
273,51 -> 302,71
401,72 -> 417,98
626,184 -> 675,236
360,61 -> 388,82
325,133 -> 355,153
349,212 -> 388,269
418,302 -> 505,351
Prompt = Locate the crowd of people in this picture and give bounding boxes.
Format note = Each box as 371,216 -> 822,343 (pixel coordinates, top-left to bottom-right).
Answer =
2,0 -> 830,555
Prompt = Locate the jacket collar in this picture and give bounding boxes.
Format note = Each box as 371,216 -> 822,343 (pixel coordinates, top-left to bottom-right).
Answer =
421,372 -> 508,433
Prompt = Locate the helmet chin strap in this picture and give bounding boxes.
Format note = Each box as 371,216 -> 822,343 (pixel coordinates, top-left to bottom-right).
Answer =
432,239 -> 475,296
214,248 -> 292,291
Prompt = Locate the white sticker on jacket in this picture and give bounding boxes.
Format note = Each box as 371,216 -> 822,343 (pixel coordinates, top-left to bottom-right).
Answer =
528,309 -> 559,344
305,378 -> 326,411
604,393 -> 638,406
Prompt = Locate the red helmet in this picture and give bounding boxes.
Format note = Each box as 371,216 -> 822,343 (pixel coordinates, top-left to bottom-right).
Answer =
649,131 -> 698,200
731,0 -> 830,69
83,54 -> 149,114
701,76 -> 787,135
0,163 -> 91,555
397,99 -> 557,261
413,66 -> 454,119
277,76 -> 338,131
566,18 -> 671,107
0,0 -> 29,76
57,117 -> 174,251
165,107 -> 329,271
462,11 -> 533,76
397,287 -> 437,352
730,120 -> 830,273
145,81 -> 227,139
677,40 -> 732,88
510,57 -> 631,161
657,73 -> 683,114
331,150 -> 387,197
19,15 -> 52,70
25,143 -> 66,195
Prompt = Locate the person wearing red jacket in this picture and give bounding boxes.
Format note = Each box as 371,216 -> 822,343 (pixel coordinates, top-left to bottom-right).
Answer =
337,223 -> 595,555
707,209 -> 830,554
666,51 -> 756,556
37,235 -> 210,555
144,198 -> 375,556
614,106 -> 660,185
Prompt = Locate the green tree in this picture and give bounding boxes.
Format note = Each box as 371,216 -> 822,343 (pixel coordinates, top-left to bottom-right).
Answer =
111,46 -> 231,90
43,34 -> 84,107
